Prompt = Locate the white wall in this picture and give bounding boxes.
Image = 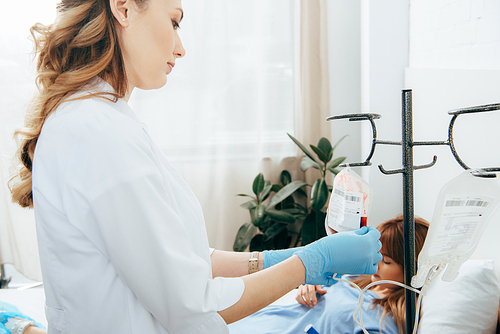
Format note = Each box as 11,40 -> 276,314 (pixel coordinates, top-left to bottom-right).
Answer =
326,0 -> 411,226
410,0 -> 500,70
326,1 -> 362,165
361,0 -> 410,226
407,0 -> 500,274
338,0 -> 500,227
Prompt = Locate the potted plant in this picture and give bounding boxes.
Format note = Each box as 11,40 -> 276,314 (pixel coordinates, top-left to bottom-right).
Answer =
233,171 -> 307,252
233,134 -> 346,252
287,133 -> 347,245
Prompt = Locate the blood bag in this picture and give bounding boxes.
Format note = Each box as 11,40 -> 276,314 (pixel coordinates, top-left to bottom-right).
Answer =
412,170 -> 500,288
325,166 -> 373,234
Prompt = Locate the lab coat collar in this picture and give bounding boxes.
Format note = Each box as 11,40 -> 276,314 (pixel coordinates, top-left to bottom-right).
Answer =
80,77 -> 143,126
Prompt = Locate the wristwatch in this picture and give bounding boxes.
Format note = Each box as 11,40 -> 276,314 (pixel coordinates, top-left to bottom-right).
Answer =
5,317 -> 36,334
248,251 -> 259,274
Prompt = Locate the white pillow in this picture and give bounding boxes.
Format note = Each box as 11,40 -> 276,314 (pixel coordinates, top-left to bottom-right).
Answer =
418,259 -> 500,334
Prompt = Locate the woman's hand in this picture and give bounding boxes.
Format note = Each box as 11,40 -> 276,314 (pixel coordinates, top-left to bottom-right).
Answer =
295,284 -> 327,307
294,226 -> 382,285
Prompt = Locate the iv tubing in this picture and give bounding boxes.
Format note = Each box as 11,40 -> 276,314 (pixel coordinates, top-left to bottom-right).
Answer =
332,266 -> 436,334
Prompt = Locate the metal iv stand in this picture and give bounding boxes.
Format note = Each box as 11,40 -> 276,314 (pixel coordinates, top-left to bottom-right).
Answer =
326,90 -> 500,334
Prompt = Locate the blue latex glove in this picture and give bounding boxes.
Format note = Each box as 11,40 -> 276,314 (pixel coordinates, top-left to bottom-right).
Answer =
263,247 -> 341,285
294,226 -> 383,285
264,248 -> 341,285
263,247 -> 298,269
0,323 -> 7,334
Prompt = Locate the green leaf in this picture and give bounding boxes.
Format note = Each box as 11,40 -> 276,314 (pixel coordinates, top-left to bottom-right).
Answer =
281,208 -> 306,216
266,209 -> 296,224
280,170 -> 292,186
252,173 -> 265,197
240,199 -> 256,210
281,208 -> 306,219
250,204 -> 266,227
328,168 -> 340,176
327,156 -> 346,170
236,194 -> 254,198
271,184 -> 283,193
233,222 -> 256,252
301,211 -> 327,245
274,193 -> 296,210
300,156 -> 320,172
259,180 -> 272,202
295,187 -> 308,198
332,135 -> 348,153
310,145 -> 328,164
294,203 -> 309,214
263,223 -> 287,242
287,133 -> 320,164
317,137 -> 332,159
267,180 -> 308,208
310,178 -> 328,211
326,149 -> 333,162
282,194 -> 296,209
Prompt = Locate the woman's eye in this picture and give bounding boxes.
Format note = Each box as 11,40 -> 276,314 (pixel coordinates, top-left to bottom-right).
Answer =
172,20 -> 180,30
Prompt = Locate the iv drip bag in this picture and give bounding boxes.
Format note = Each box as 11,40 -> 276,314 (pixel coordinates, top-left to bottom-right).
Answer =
412,170 -> 500,288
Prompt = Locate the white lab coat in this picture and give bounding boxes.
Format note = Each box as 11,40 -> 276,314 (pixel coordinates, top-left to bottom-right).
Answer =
32,80 -> 245,334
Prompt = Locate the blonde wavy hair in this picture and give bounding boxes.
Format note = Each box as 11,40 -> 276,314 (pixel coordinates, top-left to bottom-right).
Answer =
350,216 -> 429,334
9,0 -> 148,208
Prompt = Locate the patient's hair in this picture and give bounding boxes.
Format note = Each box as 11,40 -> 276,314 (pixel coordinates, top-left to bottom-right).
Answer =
9,0 -> 149,208
350,215 -> 429,334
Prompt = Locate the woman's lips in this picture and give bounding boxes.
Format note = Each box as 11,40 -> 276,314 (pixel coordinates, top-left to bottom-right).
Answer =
167,62 -> 175,74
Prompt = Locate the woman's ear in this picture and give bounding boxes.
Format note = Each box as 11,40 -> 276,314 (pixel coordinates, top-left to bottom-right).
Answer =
109,0 -> 130,27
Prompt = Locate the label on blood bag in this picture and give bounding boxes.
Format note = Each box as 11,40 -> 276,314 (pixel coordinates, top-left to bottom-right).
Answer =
427,195 -> 493,257
327,188 -> 363,232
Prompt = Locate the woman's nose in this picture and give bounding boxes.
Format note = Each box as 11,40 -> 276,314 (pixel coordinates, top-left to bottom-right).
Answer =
175,33 -> 186,58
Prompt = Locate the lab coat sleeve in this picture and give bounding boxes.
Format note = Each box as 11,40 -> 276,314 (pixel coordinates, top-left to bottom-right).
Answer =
60,109 -> 244,333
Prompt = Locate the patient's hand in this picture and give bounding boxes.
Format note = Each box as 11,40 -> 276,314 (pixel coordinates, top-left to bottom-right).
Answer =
295,284 -> 327,307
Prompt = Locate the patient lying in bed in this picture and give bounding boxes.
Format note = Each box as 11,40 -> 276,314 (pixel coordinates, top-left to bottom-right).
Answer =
229,216 -> 429,334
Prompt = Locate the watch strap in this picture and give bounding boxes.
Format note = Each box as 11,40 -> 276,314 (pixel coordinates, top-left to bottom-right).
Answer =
248,251 -> 259,274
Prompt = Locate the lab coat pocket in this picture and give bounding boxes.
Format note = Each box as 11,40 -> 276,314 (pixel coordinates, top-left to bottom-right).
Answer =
45,304 -> 68,332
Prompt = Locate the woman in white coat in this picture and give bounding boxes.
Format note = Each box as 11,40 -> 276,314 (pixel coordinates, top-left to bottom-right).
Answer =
10,0 -> 382,333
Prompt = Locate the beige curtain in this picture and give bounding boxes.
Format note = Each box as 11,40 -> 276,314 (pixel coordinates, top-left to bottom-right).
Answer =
266,0 -> 332,185
298,0 -> 331,149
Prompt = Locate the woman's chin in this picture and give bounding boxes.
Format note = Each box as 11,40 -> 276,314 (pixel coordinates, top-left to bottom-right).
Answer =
136,76 -> 168,91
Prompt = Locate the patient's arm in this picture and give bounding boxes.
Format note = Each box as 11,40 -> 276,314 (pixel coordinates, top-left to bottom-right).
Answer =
210,250 -> 264,278
26,326 -> 47,334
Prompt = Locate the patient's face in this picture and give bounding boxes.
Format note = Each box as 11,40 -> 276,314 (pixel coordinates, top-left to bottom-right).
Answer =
371,253 -> 404,290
